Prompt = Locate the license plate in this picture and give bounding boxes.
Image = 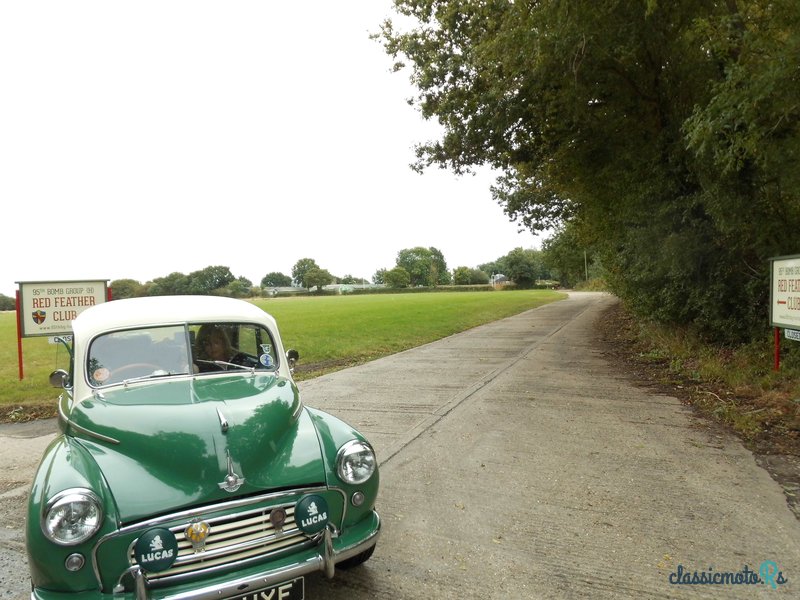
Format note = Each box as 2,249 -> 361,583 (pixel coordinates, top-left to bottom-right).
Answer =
231,577 -> 304,600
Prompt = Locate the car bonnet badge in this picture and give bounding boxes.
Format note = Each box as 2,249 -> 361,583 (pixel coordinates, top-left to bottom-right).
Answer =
184,519 -> 211,552
218,450 -> 245,493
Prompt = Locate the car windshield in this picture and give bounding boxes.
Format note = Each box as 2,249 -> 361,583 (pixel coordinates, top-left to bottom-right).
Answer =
87,322 -> 278,387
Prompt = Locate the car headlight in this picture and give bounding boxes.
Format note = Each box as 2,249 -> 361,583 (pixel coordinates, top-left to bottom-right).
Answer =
42,488 -> 103,546
336,440 -> 376,485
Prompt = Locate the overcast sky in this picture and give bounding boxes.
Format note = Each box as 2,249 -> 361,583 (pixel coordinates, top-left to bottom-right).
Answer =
0,1 -> 541,297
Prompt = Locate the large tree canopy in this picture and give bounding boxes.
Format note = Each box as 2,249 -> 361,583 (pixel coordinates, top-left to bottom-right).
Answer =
480,247 -> 547,287
147,266 -> 236,296
380,0 -> 800,341
292,258 -> 321,288
261,272 -> 293,288
396,246 -> 451,286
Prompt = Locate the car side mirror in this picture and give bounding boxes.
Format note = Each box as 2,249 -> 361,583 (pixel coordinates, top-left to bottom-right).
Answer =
286,349 -> 299,374
49,369 -> 69,389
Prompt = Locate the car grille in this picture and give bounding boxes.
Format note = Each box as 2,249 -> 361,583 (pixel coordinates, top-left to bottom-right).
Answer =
93,487 -> 341,593
129,501 -> 315,586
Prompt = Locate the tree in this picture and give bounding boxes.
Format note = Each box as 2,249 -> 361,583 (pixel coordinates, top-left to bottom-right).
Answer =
373,269 -> 387,285
478,259 -> 506,279
469,269 -> 490,285
453,267 -> 471,286
504,248 -> 542,288
148,272 -> 190,296
453,267 -> 489,285
429,247 -> 451,285
187,266 -> 235,295
145,266 -> 240,297
227,277 -> 253,298
384,267 -> 411,288
396,247 -> 431,286
305,268 -> 334,292
396,246 -> 450,286
292,258 -> 320,288
542,223 -> 596,288
0,294 -> 15,311
379,0 -> 800,342
480,248 -> 546,287
261,272 -> 292,287
109,279 -> 144,300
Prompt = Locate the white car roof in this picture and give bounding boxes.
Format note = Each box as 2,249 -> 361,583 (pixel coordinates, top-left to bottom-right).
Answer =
72,295 -> 278,339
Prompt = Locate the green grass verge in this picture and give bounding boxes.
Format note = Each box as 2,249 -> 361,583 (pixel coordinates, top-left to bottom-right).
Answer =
0,290 -> 565,415
612,307 -> 800,452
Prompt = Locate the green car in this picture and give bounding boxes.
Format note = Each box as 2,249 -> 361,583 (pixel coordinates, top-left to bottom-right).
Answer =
27,296 -> 380,600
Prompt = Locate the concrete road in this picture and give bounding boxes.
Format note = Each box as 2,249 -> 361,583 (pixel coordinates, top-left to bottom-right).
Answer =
2,292 -> 798,599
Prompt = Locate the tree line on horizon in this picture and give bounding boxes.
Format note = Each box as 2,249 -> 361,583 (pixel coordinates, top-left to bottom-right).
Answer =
127,242 -> 577,296
0,241 -> 590,309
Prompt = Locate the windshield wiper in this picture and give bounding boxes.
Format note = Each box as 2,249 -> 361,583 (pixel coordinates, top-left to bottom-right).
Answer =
122,370 -> 186,387
214,360 -> 253,371
195,360 -> 256,374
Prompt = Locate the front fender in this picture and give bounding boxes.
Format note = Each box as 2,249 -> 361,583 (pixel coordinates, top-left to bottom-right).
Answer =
305,407 -> 380,529
26,435 -> 118,592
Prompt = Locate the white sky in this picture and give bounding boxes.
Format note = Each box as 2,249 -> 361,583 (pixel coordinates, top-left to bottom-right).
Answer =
0,1 -> 541,297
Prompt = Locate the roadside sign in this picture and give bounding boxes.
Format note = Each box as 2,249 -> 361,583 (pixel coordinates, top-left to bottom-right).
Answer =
15,279 -> 109,380
769,255 -> 800,330
785,329 -> 800,342
16,280 -> 108,337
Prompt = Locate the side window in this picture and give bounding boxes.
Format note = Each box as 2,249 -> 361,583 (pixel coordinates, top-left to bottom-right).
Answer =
238,324 -> 277,369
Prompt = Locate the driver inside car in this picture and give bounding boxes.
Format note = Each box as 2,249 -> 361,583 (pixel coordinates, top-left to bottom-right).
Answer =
195,324 -> 242,370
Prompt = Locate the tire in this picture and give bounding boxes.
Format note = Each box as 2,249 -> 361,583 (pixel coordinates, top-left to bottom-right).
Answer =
336,544 -> 376,569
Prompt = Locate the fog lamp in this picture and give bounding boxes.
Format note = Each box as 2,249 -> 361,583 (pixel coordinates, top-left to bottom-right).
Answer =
65,553 -> 85,572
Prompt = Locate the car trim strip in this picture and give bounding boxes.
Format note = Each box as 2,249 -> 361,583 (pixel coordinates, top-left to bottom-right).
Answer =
58,401 -> 121,445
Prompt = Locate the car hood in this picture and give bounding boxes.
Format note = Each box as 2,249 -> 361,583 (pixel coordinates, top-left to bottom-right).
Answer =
66,375 -> 325,523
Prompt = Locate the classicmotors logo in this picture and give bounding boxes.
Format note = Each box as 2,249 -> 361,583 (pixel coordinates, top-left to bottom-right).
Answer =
668,561 -> 788,589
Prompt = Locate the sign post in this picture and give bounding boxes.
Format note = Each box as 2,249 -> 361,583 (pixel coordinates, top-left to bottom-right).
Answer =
15,280 -> 109,380
15,291 -> 24,380
769,255 -> 800,371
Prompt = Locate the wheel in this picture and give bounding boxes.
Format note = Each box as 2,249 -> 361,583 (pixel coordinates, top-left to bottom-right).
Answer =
337,544 -> 375,569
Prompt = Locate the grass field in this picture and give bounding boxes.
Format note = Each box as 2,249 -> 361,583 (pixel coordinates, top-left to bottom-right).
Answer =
0,290 -> 565,414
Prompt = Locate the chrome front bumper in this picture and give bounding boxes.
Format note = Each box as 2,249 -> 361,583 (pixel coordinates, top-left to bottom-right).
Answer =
139,521 -> 378,600
31,517 -> 380,600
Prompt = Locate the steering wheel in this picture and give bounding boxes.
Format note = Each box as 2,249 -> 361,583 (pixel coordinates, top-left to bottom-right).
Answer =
194,359 -> 224,372
230,352 -> 250,365
113,363 -> 161,380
